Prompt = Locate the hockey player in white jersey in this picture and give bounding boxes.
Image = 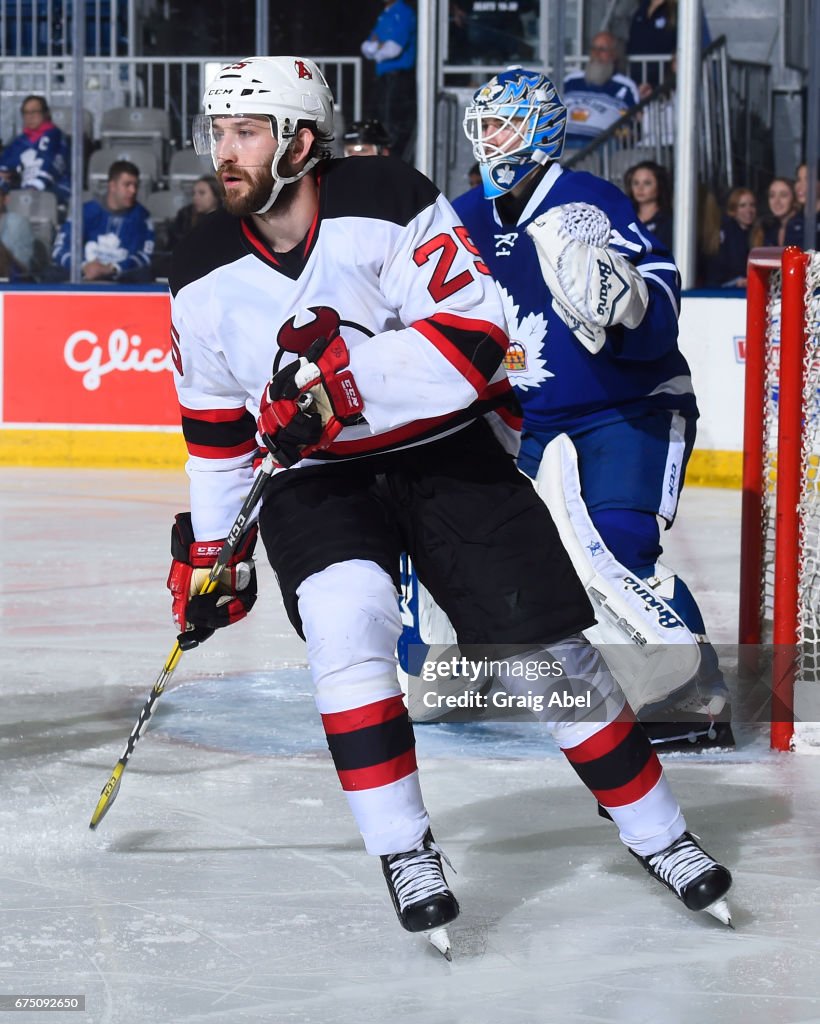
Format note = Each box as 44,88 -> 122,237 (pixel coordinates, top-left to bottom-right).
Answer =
452,67 -> 732,749
166,56 -> 733,957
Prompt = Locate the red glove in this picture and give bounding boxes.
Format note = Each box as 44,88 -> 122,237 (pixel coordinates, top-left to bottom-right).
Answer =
258,335 -> 364,467
166,512 -> 258,648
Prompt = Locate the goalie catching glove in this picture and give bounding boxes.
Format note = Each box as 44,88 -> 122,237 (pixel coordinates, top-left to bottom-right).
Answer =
526,202 -> 649,353
167,511 -> 258,648
258,334 -> 364,468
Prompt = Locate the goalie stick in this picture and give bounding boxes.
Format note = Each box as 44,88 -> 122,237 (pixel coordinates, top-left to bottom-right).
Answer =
89,453 -> 279,830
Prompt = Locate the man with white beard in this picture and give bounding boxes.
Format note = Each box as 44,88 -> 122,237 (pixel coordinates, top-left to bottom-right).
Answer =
562,32 -> 640,150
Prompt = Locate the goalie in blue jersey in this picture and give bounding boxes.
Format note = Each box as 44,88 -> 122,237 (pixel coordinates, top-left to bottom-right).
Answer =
449,67 -> 732,748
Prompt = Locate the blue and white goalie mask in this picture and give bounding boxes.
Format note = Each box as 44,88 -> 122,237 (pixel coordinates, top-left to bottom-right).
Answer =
463,69 -> 567,200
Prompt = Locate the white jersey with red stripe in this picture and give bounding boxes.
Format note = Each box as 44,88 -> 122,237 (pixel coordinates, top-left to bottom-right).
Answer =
169,155 -> 517,538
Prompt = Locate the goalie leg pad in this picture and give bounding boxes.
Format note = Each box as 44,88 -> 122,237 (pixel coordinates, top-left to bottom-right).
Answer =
534,433 -> 701,713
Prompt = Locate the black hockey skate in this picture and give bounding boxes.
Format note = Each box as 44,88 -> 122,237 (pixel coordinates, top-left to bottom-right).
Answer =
382,829 -> 460,958
631,831 -> 733,926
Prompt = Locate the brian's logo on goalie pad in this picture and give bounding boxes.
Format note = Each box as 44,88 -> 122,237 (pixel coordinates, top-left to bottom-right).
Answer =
621,576 -> 686,630
595,257 -> 629,324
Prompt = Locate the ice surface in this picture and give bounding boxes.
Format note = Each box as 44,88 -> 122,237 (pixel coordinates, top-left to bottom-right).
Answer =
2,471 -> 819,1024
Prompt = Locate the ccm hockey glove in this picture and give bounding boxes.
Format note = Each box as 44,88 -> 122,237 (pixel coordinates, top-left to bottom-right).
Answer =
166,511 -> 258,648
258,335 -> 364,467
526,202 -> 649,353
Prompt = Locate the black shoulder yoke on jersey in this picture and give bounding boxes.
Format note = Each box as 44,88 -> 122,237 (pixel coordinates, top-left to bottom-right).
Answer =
169,208 -> 247,297
319,155 -> 440,228
169,158 -> 441,296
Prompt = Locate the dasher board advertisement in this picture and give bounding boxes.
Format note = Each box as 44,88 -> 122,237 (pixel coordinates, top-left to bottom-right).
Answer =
0,290 -> 177,427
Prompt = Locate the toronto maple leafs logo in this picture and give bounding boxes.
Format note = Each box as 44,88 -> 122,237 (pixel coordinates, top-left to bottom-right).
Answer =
85,231 -> 129,266
498,285 -> 553,390
494,163 -> 517,187
19,148 -> 46,188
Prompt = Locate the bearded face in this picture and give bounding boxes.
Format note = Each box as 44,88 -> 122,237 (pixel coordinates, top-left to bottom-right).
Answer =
584,59 -> 615,86
218,155 -> 301,217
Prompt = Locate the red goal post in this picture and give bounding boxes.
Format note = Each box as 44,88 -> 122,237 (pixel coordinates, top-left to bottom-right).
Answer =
739,246 -> 820,751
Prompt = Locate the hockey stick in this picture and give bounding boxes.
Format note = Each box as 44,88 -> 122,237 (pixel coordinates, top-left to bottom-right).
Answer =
88,454 -> 279,830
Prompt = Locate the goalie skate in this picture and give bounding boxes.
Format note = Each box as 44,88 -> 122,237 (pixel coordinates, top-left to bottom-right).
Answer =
631,831 -> 733,927
381,829 -> 460,959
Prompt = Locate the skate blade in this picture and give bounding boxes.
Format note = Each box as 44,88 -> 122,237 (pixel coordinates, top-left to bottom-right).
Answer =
705,897 -> 733,928
426,926 -> 453,960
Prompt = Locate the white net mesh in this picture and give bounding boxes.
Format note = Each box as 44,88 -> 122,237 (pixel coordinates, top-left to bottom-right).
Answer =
761,252 -> 820,745
799,255 -> 820,678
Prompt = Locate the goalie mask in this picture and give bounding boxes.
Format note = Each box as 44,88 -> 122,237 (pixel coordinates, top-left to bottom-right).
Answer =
193,56 -> 335,214
463,68 -> 567,200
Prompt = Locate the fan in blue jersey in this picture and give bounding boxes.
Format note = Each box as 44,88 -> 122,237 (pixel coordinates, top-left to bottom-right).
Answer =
0,95 -> 70,202
50,159 -> 155,282
454,66 -> 732,749
562,32 -> 640,150
360,0 -> 417,160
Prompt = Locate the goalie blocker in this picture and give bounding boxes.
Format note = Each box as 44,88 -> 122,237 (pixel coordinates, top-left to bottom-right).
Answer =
398,434 -> 705,726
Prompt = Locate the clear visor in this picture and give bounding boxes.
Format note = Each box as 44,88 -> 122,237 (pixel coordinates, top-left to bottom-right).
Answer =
192,114 -> 277,165
463,106 -> 536,164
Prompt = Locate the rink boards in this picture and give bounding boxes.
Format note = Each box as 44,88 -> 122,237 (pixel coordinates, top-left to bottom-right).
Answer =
0,286 -> 746,483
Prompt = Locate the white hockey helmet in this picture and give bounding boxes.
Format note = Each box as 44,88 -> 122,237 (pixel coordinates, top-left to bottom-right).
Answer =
193,56 -> 335,214
463,67 -> 567,200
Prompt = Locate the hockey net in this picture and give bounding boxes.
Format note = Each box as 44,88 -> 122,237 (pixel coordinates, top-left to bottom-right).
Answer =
739,247 -> 820,750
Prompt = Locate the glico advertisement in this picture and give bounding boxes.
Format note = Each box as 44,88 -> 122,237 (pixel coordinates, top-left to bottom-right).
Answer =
1,290 -> 177,426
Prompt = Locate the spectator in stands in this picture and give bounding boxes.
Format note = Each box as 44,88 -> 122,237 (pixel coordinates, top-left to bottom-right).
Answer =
152,174 -> 221,279
624,160 -> 674,250
563,33 -> 640,151
0,95 -> 70,202
756,177 -> 799,248
703,186 -> 757,288
0,181 -> 35,279
627,0 -> 710,98
467,162 -> 481,188
361,0 -> 417,161
167,175 -> 221,249
343,120 -> 392,157
785,161 -> 820,249
49,160 -> 155,283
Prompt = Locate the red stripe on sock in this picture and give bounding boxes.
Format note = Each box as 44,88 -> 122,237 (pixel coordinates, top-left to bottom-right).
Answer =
336,748 -> 418,791
594,754 -> 663,807
321,695 -> 407,736
562,705 -> 636,764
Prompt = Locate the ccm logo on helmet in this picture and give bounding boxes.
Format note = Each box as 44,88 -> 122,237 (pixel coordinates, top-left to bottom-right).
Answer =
294,60 -> 313,80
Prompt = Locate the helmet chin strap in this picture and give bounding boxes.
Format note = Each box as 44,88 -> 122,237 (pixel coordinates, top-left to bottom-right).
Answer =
254,136 -> 321,215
